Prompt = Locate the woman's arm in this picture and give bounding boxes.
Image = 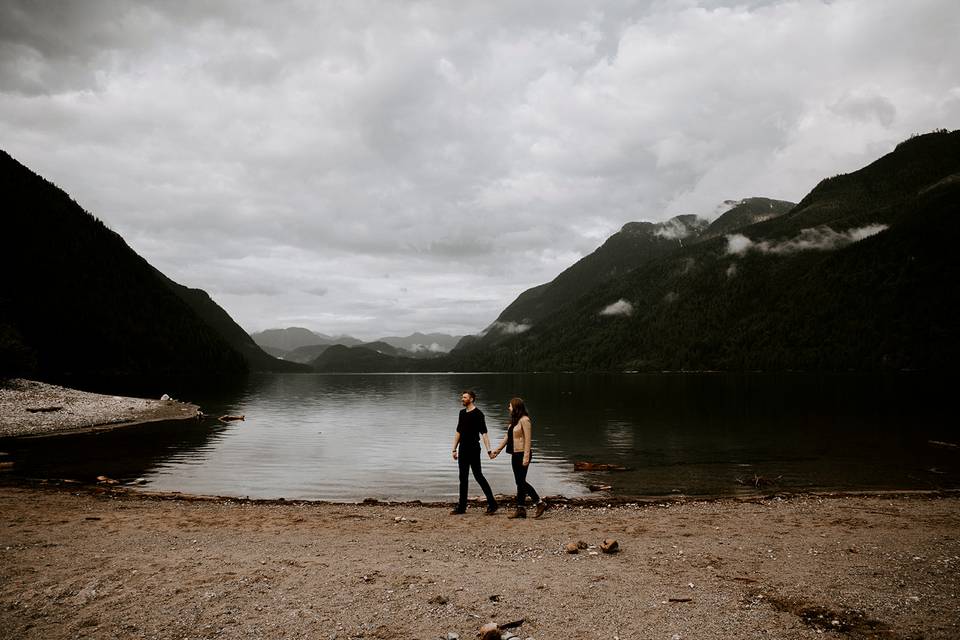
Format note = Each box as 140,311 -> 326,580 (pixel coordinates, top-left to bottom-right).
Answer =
521,416 -> 532,466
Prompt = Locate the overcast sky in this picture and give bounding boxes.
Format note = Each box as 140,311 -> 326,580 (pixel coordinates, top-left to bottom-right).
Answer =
2,1 -> 958,338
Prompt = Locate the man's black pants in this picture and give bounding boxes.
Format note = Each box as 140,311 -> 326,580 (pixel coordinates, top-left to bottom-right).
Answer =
457,445 -> 497,510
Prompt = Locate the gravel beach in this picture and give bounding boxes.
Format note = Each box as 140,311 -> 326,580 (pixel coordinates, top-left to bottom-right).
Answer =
0,379 -> 198,439
1,485 -> 957,639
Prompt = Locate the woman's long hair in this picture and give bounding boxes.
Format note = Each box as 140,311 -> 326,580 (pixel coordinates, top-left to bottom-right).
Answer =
509,397 -> 529,427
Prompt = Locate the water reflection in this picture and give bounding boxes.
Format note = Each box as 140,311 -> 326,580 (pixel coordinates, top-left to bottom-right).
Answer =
601,421 -> 636,453
2,416 -> 231,483
3,372 -> 956,501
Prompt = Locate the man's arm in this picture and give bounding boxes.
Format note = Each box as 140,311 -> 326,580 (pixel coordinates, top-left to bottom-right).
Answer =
451,432 -> 460,460
476,410 -> 490,454
490,432 -> 508,458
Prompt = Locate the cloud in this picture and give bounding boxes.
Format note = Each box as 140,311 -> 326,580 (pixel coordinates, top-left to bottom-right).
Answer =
725,224 -> 888,255
1,1 -> 957,337
654,217 -> 702,240
410,342 -> 447,353
600,299 -> 633,316
726,234 -> 755,255
830,92 -> 897,127
486,321 -> 532,335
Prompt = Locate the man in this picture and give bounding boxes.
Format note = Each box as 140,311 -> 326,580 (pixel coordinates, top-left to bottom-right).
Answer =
451,390 -> 498,515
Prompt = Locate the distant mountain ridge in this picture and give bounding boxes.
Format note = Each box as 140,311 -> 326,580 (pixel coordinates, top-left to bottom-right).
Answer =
310,344 -> 424,372
283,339 -> 449,365
251,327 -> 461,360
378,332 -> 463,353
0,149 -> 304,380
250,327 -> 363,352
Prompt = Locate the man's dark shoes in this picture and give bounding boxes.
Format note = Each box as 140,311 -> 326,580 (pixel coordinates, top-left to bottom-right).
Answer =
507,507 -> 527,519
533,500 -> 547,518
449,507 -> 466,515
484,504 -> 499,515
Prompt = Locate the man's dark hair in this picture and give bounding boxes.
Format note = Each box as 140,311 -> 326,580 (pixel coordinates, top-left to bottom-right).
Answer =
462,390 -> 477,401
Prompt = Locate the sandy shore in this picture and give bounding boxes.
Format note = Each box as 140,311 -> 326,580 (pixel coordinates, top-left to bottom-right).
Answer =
0,379 -> 198,438
1,485 -> 958,640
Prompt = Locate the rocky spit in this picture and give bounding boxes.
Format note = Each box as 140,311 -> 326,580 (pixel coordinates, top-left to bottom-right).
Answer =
0,378 -> 198,438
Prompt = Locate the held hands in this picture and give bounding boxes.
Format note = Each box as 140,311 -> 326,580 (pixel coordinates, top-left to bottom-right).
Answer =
488,449 -> 500,460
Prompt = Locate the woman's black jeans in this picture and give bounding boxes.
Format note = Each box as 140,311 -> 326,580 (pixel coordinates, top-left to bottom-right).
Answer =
457,445 -> 497,510
511,452 -> 540,508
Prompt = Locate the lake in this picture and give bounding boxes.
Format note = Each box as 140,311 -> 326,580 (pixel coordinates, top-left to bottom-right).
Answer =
4,372 -> 957,502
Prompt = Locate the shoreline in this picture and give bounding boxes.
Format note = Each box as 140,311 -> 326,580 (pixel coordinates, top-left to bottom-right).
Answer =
7,476 -> 958,508
1,484 -> 957,639
0,378 -> 199,439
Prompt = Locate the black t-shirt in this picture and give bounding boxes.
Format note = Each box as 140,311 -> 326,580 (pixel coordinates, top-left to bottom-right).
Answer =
456,408 -> 487,448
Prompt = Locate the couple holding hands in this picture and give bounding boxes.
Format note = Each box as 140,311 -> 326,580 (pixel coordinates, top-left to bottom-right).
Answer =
450,390 -> 547,519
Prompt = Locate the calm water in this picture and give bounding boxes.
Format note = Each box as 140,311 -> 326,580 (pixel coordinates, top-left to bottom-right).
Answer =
3,373 -> 957,501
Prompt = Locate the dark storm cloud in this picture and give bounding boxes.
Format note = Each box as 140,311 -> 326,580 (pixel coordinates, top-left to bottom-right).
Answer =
1,0 -> 958,337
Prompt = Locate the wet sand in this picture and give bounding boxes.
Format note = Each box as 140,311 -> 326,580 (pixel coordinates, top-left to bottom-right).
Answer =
0,379 -> 198,439
1,484 -> 958,639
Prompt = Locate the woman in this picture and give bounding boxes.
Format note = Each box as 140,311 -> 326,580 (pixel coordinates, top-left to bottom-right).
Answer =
491,397 -> 547,519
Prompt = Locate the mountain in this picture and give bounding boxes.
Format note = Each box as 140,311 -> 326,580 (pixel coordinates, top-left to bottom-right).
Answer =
260,345 -> 290,359
157,274 -> 307,373
250,327 -> 330,352
250,327 -> 362,352
252,328 -> 454,362
376,332 -> 462,353
361,340 -> 446,359
453,130 -> 959,371
356,341 -> 403,356
284,343 -> 333,363
310,344 -> 429,373
0,149 -> 304,379
700,197 -> 796,239
459,201 -> 793,353
485,214 -> 711,337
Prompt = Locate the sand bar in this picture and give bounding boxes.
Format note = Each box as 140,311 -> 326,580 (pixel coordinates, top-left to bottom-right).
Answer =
0,379 -> 198,439
0,484 -> 957,639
